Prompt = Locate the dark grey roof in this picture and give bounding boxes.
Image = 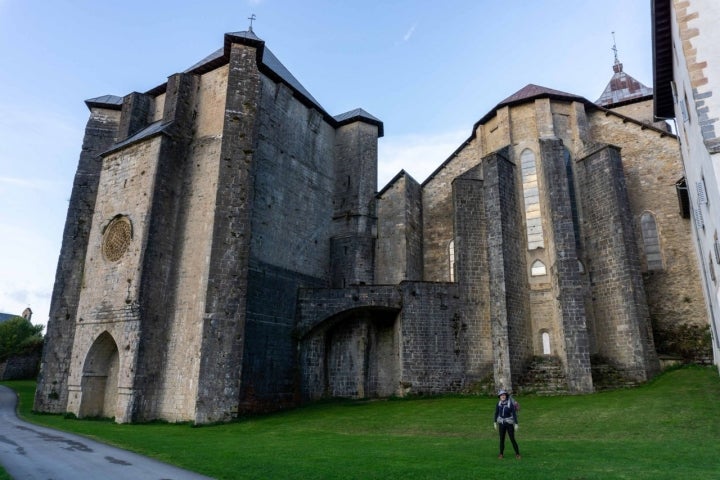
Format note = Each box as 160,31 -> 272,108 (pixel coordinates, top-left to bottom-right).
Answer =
261,47 -> 324,109
102,120 -> 170,156
85,95 -> 123,110
0,313 -> 16,324
334,108 -> 384,136
176,30 -> 327,115
184,48 -> 224,73
93,30 -> 383,148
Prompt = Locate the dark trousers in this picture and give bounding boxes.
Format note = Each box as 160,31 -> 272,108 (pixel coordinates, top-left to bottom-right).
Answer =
498,422 -> 520,455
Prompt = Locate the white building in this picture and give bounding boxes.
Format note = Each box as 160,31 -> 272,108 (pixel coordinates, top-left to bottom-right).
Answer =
652,0 -> 720,371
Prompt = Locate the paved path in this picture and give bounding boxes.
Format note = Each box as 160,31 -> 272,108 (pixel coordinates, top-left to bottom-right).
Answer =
0,385 -> 214,479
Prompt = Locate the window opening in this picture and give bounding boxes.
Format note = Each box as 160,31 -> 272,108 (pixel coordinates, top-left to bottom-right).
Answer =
531,259 -> 547,277
641,212 -> 663,271
448,240 -> 455,282
542,332 -> 551,355
522,149 -> 544,250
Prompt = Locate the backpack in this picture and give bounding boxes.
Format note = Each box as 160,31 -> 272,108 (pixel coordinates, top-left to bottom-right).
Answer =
509,395 -> 520,414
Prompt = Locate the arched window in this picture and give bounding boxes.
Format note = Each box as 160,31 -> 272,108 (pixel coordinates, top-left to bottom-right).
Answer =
541,331 -> 551,355
448,240 -> 455,282
641,212 -> 663,271
531,259 -> 547,277
521,149 -> 544,250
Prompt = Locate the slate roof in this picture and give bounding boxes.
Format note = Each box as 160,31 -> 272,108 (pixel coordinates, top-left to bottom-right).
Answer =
85,95 -> 123,110
103,120 -> 170,156
596,62 -> 653,107
334,108 -> 384,136
90,29 -> 384,156
477,84 -> 590,124
0,313 -> 16,324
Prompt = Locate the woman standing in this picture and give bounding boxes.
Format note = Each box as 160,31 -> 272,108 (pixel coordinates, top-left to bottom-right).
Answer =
493,389 -> 521,459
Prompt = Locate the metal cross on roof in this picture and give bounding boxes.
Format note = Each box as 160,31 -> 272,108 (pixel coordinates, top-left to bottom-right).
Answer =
248,14 -> 256,32
611,31 -> 619,64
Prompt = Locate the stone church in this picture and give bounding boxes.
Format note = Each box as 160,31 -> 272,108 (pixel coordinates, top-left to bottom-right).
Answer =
35,29 -> 706,423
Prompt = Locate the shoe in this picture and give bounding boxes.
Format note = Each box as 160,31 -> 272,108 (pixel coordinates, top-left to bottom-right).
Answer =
498,454 -> 504,459
515,454 -> 521,459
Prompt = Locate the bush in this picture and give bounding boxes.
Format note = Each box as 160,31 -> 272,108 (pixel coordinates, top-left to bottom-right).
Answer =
0,316 -> 44,362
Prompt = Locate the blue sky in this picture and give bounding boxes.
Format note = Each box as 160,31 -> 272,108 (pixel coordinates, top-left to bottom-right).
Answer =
0,0 -> 654,327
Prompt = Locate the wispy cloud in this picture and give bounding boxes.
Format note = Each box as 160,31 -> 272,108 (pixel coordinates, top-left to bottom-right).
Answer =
403,23 -> 417,42
0,176 -> 42,188
0,176 -> 65,193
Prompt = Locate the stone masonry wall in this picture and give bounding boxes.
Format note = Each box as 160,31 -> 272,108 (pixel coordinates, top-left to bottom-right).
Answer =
194,42 -> 262,424
588,110 -> 707,343
252,80 -> 335,279
35,104 -> 121,413
398,282 -> 465,394
0,348 -> 41,381
576,145 -> 659,380
242,260 -> 325,411
331,122 -> 379,287
376,175 -> 409,285
132,72 -> 201,422
238,73 -> 338,412
482,148 -> 532,390
539,138 -> 593,392
423,137 -> 480,281
297,285 -> 402,400
453,164 -> 493,379
151,66 -> 226,420
375,173 -> 423,284
65,133 -> 163,421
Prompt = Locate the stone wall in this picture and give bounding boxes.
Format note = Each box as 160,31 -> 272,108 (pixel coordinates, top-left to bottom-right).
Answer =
423,136 -> 480,281
64,130 -> 164,421
297,285 -> 402,400
452,164 -> 492,379
576,145 -> 660,380
331,122 -> 379,287
252,80 -> 335,279
193,42 -> 262,424
148,67 -> 226,421
398,282 -> 465,394
376,173 -> 423,284
0,348 -> 41,381
35,102 -> 121,413
482,149 -> 532,390
539,138 -> 593,392
587,110 -> 707,344
238,68 -> 339,412
242,261 -> 325,410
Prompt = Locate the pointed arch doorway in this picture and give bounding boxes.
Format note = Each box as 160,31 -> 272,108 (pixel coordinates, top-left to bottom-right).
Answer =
78,332 -> 120,419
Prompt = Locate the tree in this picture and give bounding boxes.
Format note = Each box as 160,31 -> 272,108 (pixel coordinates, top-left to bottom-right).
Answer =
0,316 -> 44,362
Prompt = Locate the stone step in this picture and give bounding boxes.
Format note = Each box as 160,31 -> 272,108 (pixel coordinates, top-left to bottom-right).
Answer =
517,355 -> 569,395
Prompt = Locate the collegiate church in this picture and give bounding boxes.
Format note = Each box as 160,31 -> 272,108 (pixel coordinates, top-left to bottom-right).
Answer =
35,29 -> 706,423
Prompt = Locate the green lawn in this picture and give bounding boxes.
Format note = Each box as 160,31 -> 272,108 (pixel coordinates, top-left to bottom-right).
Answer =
3,365 -> 719,479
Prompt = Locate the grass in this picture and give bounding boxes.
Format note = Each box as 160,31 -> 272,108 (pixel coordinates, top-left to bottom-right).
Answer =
2,365 -> 720,479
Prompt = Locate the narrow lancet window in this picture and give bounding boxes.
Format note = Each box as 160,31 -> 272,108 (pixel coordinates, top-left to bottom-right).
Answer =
641,212 -> 663,271
522,149 -> 544,250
